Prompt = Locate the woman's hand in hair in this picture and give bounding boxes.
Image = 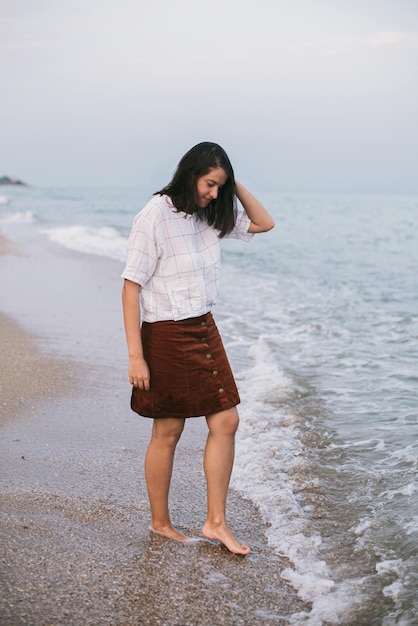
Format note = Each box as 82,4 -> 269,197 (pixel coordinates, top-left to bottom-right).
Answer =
235,181 -> 275,234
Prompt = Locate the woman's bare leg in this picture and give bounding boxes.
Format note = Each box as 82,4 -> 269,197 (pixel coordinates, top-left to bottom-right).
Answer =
202,408 -> 250,554
144,417 -> 189,541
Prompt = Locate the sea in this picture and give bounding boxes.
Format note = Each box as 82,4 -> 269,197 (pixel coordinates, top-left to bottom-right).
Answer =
1,186 -> 417,625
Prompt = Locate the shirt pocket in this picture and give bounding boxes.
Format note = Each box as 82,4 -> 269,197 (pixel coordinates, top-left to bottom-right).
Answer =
166,276 -> 206,321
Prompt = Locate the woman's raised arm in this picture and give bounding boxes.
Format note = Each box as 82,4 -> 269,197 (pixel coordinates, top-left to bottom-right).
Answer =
235,180 -> 275,234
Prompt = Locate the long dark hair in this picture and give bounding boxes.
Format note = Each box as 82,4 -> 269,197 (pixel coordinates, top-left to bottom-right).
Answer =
155,142 -> 237,238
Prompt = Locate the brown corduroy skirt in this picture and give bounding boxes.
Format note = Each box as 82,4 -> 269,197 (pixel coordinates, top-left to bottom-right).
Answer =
131,312 -> 240,419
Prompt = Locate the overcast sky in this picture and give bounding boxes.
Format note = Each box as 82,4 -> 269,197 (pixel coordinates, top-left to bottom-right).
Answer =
1,0 -> 417,192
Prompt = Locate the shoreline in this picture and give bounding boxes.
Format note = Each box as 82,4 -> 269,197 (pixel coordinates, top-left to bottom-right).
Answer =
0,313 -> 82,424
0,231 -> 310,624
0,233 -> 19,257
0,234 -> 85,424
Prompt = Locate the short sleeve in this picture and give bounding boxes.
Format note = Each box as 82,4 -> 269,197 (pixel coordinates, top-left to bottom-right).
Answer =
225,209 -> 254,241
121,211 -> 159,286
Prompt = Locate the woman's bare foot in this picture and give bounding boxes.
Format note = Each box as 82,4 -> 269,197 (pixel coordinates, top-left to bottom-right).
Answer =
202,522 -> 250,555
149,525 -> 201,544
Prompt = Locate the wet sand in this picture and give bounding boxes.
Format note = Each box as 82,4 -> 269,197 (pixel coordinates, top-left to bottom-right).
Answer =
0,313 -> 80,423
0,232 -> 310,624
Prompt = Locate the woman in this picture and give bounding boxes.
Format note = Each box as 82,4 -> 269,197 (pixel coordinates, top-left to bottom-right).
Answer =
122,142 -> 274,555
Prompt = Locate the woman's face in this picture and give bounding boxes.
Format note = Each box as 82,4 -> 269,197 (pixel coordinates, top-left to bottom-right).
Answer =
195,167 -> 228,208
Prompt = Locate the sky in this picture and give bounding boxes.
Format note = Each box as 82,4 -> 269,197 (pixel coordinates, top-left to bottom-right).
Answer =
1,0 -> 418,193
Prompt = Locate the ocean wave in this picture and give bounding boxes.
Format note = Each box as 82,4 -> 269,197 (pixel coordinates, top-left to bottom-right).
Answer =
0,210 -> 36,223
40,225 -> 128,262
0,196 -> 9,205
232,336 -> 364,624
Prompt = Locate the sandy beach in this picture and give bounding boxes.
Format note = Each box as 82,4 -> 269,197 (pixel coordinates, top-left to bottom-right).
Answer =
0,232 -> 310,625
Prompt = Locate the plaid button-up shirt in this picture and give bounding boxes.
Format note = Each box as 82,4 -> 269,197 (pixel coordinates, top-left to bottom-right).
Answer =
122,194 -> 253,322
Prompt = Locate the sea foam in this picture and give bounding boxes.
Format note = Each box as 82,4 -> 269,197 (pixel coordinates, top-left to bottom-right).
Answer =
232,336 -> 364,623
0,210 -> 36,223
40,225 -> 128,262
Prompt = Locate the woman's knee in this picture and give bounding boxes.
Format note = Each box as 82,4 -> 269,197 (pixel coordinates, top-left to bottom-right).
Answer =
206,407 -> 239,436
151,418 -> 185,446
